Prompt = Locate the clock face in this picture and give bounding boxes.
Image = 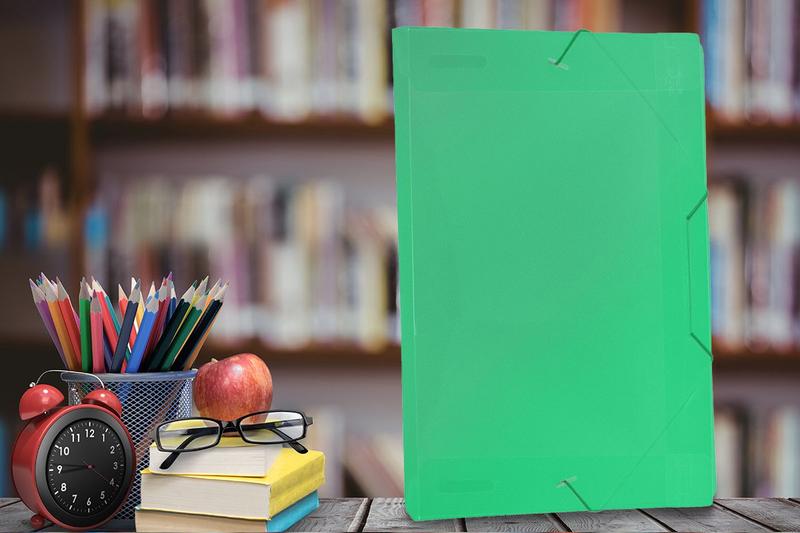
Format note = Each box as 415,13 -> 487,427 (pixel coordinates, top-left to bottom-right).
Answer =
44,419 -> 127,517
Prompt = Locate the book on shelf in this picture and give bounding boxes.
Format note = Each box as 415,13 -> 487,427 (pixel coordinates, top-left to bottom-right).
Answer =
83,0 -> 621,121
148,436 -> 283,476
701,0 -> 800,122
136,491 -> 319,532
140,448 -> 325,520
759,405 -> 800,497
714,406 -> 745,497
344,433 -> 403,496
708,178 -> 800,352
84,176 -> 398,351
714,403 -> 800,497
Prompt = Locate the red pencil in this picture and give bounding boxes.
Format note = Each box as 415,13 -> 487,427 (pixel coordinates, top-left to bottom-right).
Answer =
119,284 -> 128,318
92,282 -> 119,354
55,280 -> 82,365
90,295 -> 105,373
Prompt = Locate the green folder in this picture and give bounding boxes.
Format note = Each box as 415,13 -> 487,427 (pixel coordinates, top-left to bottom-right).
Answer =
393,28 -> 714,520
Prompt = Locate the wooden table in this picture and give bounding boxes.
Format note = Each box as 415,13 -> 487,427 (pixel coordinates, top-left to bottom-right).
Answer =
1,497 -> 799,532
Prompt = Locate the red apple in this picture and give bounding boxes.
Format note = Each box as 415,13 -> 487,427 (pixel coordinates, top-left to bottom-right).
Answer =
193,353 -> 273,421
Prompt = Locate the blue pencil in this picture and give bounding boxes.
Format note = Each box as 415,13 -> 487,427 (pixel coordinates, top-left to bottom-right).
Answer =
103,335 -> 113,371
125,296 -> 159,373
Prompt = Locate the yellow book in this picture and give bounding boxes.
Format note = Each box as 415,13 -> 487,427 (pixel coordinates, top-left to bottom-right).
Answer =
140,449 -> 324,520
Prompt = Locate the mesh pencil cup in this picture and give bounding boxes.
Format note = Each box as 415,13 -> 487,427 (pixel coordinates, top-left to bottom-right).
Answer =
63,370 -> 196,520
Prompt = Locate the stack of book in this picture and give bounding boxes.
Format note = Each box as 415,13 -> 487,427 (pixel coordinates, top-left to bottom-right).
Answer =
136,438 -> 325,532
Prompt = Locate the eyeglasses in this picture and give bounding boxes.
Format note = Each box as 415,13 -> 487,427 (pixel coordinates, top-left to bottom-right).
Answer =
155,410 -> 313,470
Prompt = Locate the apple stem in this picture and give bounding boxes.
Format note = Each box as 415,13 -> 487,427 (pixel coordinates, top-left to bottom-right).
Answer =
210,358 -> 218,363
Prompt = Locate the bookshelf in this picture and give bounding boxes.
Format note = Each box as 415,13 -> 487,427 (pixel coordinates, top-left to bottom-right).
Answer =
90,113 -> 395,144
3,0 -> 800,368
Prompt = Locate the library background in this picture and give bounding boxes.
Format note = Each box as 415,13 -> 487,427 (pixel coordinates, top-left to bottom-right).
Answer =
0,0 -> 798,500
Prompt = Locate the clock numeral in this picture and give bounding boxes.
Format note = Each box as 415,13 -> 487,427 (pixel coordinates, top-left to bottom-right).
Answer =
109,478 -> 115,487
61,446 -> 70,456
112,461 -> 118,470
71,494 -> 77,504
85,428 -> 95,438
109,445 -> 115,454
100,490 -> 106,500
70,433 -> 80,443
86,497 -> 92,506
56,465 -> 62,474
101,432 -> 106,442
60,482 -> 66,492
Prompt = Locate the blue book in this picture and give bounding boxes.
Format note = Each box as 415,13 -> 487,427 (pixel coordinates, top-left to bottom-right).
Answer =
135,491 -> 319,532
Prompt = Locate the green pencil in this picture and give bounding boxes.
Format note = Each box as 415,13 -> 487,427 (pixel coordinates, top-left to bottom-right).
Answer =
78,279 -> 92,372
160,298 -> 204,371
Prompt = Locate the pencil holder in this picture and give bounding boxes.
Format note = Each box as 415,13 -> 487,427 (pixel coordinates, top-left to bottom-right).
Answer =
62,370 -> 196,520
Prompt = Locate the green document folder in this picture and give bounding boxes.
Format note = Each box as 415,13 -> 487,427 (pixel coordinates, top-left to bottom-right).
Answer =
393,28 -> 714,520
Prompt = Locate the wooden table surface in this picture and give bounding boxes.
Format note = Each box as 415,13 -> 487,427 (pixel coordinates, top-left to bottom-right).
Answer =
1,497 -> 799,532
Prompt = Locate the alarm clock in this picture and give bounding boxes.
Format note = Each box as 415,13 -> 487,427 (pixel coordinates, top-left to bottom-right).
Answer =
11,372 -> 135,531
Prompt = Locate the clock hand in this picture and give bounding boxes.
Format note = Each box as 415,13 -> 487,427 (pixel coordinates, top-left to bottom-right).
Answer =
82,460 -> 110,483
57,466 -> 86,474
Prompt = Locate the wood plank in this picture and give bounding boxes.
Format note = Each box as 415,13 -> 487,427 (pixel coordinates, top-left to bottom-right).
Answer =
364,498 -> 462,532
289,498 -> 370,532
39,519 -> 133,532
717,498 -> 800,531
0,500 -> 20,510
465,513 -> 563,532
557,509 -> 668,532
0,501 -> 49,532
643,504 -> 770,532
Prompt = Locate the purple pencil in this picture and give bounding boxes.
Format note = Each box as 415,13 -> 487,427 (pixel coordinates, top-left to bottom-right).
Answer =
30,279 -> 68,367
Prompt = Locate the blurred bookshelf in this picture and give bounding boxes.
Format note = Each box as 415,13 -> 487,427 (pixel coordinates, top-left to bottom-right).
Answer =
89,113 -> 395,143
1,0 -> 800,498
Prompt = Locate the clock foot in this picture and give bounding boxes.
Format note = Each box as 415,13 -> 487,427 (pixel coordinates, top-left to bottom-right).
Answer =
30,514 -> 45,529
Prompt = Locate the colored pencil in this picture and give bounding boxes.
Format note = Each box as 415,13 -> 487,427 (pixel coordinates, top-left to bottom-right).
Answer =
112,283 -> 140,373
103,334 -> 113,371
135,284 -> 148,328
172,284 -> 227,371
56,280 -> 82,369
93,287 -> 119,356
29,279 -> 67,367
145,285 -> 195,371
43,282 -> 78,370
118,284 -> 128,317
93,279 -> 123,334
146,282 -> 170,357
126,296 -> 159,373
178,278 -> 207,331
79,280 -> 92,372
160,297 -> 204,371
90,295 -> 105,373
167,281 -> 177,321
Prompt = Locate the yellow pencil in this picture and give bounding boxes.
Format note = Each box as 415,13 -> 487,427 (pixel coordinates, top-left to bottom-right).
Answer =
180,277 -> 208,330
43,282 -> 78,370
135,284 -> 149,328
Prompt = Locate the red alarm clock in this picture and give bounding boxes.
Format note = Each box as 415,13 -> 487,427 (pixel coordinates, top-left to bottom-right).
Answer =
11,371 -> 135,531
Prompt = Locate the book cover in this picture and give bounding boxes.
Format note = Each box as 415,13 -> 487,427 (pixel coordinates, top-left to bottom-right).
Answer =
136,491 -> 319,532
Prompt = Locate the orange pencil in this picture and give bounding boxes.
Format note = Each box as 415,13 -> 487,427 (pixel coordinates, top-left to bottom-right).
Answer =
55,280 -> 82,368
43,282 -> 78,370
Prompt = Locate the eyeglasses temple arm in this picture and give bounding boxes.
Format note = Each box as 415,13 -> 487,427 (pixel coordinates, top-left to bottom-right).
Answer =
159,428 -> 219,469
